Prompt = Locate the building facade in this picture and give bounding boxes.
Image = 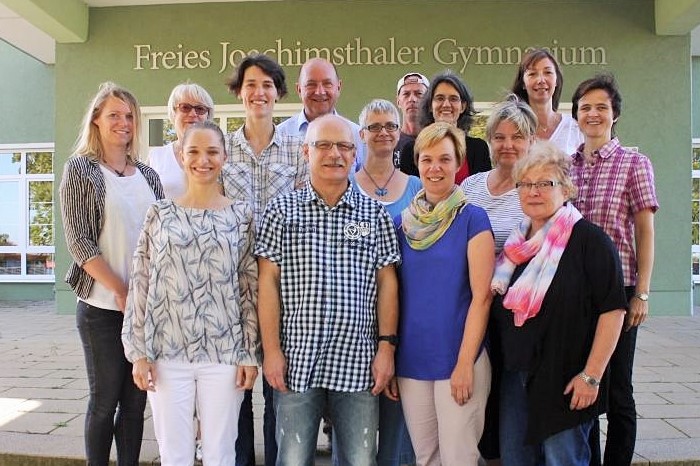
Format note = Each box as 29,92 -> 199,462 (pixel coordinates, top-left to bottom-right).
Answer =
0,0 -> 694,315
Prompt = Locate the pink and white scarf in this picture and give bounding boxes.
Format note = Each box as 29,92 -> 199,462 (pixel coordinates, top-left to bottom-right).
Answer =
491,203 -> 582,327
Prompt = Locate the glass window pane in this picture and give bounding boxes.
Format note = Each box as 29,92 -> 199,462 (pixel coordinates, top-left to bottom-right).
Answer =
0,253 -> 21,275
694,201 -> 699,224
693,147 -> 700,171
164,120 -> 176,144
273,116 -> 289,126
28,180 -> 54,246
0,152 -> 21,175
26,253 -> 54,275
469,115 -> 488,140
694,179 -> 700,200
26,152 -> 53,175
693,223 -> 699,246
693,252 -> 700,276
227,117 -> 245,133
0,181 -> 21,246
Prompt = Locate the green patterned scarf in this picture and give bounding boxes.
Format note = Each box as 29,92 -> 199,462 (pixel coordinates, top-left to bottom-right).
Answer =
401,187 -> 468,250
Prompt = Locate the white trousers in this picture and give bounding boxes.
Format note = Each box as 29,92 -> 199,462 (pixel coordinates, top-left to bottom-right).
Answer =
398,351 -> 491,466
148,360 -> 245,466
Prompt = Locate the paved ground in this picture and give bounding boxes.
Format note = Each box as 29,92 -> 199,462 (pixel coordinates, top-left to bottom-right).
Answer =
0,301 -> 698,465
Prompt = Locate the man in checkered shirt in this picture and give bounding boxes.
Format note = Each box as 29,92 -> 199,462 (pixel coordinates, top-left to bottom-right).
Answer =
256,114 -> 401,466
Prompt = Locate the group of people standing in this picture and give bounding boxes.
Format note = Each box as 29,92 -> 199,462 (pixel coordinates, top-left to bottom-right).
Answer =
59,46 -> 657,466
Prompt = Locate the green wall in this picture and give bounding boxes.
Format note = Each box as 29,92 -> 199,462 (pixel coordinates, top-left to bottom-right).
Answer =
0,283 -> 54,301
53,0 -> 691,314
693,56 -> 700,139
0,40 -> 54,144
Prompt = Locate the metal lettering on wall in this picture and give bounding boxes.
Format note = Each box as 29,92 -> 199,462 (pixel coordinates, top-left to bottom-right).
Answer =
133,38 -> 607,74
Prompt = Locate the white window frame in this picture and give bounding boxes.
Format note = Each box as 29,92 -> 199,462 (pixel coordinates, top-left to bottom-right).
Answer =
140,103 -> 302,158
692,139 -> 700,283
0,143 -> 55,283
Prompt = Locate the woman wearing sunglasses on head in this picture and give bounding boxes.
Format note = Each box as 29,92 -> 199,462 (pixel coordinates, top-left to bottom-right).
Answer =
148,82 -> 214,199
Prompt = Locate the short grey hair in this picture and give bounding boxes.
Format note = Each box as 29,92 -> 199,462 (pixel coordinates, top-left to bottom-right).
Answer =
358,99 -> 400,128
513,140 -> 577,200
167,82 -> 215,123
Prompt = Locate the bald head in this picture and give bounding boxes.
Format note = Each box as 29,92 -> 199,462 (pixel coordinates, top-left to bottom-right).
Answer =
297,58 -> 342,121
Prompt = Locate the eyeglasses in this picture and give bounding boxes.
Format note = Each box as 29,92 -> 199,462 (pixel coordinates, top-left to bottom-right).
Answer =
433,95 -> 461,104
176,103 -> 209,116
515,180 -> 562,192
308,140 -> 356,153
364,122 -> 400,133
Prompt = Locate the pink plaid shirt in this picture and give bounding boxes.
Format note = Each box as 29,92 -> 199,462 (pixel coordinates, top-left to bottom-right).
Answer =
571,138 -> 659,286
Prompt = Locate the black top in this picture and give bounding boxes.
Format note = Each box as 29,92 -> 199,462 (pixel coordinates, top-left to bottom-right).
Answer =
398,135 -> 491,177
491,219 -> 626,444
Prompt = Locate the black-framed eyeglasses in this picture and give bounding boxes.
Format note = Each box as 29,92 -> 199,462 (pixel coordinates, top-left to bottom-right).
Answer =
308,140 -> 356,153
176,103 -> 209,116
364,122 -> 400,133
515,180 -> 562,192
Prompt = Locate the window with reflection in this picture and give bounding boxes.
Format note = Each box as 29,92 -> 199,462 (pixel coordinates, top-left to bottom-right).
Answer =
0,147 -> 55,281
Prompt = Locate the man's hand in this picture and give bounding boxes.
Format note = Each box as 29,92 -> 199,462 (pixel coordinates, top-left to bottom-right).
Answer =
263,348 -> 288,392
371,343 -> 395,396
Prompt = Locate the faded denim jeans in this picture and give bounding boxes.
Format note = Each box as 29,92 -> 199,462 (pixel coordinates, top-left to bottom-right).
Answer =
274,388 -> 378,466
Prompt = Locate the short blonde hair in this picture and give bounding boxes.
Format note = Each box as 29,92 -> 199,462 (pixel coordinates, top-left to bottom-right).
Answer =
413,122 -> 466,167
513,140 -> 577,199
73,82 -> 142,162
167,82 -> 215,123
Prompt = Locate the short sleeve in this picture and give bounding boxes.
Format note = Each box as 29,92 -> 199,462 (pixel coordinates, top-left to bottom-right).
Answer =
255,198 -> 285,264
629,155 -> 659,214
465,204 -> 493,242
375,205 -> 401,269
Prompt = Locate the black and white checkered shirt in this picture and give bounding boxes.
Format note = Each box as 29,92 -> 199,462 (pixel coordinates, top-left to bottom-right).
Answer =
255,181 -> 400,392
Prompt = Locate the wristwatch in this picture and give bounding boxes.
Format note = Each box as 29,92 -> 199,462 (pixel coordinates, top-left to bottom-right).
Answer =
579,371 -> 600,387
378,335 -> 399,346
634,292 -> 649,302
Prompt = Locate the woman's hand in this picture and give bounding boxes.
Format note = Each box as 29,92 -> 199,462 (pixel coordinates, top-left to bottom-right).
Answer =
132,358 -> 155,391
236,365 -> 258,390
564,374 -> 599,410
450,359 -> 474,406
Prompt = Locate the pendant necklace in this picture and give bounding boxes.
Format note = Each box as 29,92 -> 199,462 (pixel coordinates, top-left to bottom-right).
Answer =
363,166 -> 396,197
103,158 -> 129,177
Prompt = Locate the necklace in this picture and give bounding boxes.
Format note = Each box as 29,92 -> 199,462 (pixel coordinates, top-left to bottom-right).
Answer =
363,166 -> 396,197
103,159 -> 129,177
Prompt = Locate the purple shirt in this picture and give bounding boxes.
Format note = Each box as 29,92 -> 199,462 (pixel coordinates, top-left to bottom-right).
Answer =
395,204 -> 491,380
571,138 -> 659,285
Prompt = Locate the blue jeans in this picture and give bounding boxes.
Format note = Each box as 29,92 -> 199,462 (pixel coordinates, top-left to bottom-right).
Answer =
332,395 -> 415,466
500,370 -> 592,466
236,378 -> 277,466
76,301 -> 146,466
274,388 -> 378,466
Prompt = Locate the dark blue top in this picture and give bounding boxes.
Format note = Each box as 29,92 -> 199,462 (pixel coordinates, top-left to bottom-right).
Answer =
394,203 -> 491,380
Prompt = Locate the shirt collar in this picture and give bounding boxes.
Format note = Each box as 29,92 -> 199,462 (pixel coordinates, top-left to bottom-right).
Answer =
573,137 -> 622,163
302,179 -> 356,209
296,109 -> 340,134
231,124 -> 281,150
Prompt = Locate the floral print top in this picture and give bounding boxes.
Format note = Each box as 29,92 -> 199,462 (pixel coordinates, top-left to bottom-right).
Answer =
122,199 -> 260,366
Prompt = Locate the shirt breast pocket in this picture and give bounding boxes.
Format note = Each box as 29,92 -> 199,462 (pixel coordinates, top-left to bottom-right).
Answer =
268,163 -> 297,195
223,163 -> 253,203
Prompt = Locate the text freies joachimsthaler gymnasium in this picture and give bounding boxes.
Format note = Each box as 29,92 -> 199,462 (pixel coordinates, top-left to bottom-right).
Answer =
133,37 -> 608,74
